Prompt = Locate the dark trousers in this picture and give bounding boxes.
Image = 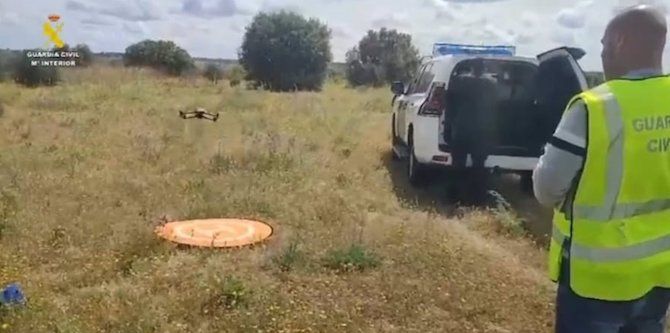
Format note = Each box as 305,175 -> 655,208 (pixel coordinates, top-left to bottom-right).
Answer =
451,145 -> 489,205
556,249 -> 670,333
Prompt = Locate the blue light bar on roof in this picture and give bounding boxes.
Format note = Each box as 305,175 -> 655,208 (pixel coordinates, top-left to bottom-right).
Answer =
433,43 -> 516,57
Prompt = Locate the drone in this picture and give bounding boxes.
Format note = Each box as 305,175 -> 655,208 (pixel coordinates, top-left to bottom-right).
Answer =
179,108 -> 219,122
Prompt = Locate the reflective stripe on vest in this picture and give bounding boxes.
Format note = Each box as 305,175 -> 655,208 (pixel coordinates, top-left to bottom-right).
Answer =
571,83 -> 670,221
552,223 -> 670,263
548,76 -> 670,301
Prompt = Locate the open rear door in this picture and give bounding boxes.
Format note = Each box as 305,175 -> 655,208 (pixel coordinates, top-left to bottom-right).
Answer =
535,46 -> 589,144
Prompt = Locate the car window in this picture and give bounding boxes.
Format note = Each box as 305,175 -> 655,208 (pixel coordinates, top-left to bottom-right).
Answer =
413,63 -> 435,94
406,64 -> 427,94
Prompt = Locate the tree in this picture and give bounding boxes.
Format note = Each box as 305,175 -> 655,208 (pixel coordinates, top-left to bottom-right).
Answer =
345,28 -> 420,87
239,11 -> 332,92
123,40 -> 195,76
203,63 -> 223,84
13,50 -> 60,87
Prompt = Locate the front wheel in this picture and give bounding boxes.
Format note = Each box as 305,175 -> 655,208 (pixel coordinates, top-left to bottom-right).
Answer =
391,116 -> 401,160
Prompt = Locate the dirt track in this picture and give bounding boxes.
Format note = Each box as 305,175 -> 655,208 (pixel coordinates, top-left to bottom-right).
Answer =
383,153 -> 553,245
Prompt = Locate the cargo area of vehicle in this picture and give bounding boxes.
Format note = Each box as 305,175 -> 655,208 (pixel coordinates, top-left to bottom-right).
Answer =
441,58 -> 546,157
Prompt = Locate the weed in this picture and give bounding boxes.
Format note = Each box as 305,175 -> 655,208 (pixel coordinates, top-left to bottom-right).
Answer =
202,275 -> 249,313
134,134 -> 163,164
274,241 -> 304,272
209,152 -> 237,174
251,151 -> 294,174
493,208 -> 527,237
0,190 -> 17,239
324,244 -> 380,272
49,226 -> 69,248
335,173 -> 350,187
58,117 -> 76,127
10,119 -> 31,141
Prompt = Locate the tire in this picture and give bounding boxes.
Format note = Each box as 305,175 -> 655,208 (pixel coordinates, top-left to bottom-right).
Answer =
408,141 -> 427,186
520,171 -> 534,195
391,116 -> 401,160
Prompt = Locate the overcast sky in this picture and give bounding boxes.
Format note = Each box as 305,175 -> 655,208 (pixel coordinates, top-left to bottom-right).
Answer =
0,0 -> 669,71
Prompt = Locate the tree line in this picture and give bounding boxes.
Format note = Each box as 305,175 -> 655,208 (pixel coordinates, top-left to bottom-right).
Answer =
0,10 -> 421,90
0,10 -> 608,91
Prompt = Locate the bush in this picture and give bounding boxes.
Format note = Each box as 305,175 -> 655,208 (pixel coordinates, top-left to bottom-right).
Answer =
345,28 -> 420,87
13,51 -> 60,87
203,63 -> 223,84
74,44 -> 94,67
0,50 -> 19,82
225,64 -> 246,87
239,11 -> 332,92
123,40 -> 195,76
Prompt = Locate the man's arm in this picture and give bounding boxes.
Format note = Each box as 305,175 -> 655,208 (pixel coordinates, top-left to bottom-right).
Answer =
532,100 -> 587,208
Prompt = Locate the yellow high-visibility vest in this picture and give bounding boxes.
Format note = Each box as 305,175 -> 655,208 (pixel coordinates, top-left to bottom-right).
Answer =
549,76 -> 670,301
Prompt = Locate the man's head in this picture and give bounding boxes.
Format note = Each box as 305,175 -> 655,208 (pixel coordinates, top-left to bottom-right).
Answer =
601,4 -> 667,80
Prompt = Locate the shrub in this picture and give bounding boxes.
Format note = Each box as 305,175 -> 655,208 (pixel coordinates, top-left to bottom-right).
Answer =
123,40 -> 195,76
13,51 -> 60,87
0,50 -> 19,82
74,44 -> 94,67
225,64 -> 246,87
203,63 -> 223,84
239,11 -> 332,92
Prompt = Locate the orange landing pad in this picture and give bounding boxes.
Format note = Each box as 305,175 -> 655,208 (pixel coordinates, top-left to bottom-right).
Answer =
156,218 -> 273,248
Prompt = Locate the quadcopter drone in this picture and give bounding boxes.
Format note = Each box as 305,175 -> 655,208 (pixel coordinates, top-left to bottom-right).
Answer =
179,108 -> 219,122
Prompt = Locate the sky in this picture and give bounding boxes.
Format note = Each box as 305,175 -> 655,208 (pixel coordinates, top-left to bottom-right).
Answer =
0,0 -> 669,71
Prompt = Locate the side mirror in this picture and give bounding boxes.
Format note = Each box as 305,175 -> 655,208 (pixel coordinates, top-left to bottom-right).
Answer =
391,81 -> 405,95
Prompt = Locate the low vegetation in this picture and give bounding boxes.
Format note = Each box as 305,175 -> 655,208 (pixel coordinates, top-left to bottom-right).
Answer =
0,66 -> 555,332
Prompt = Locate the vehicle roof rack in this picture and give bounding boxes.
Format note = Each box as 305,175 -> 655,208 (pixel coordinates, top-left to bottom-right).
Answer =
432,43 -> 516,57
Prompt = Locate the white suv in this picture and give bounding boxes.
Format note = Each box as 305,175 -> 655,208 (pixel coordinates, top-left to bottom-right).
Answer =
390,46 -> 588,191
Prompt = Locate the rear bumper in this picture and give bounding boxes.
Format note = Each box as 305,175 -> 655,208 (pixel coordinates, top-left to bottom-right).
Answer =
412,116 -> 539,172
425,152 -> 539,171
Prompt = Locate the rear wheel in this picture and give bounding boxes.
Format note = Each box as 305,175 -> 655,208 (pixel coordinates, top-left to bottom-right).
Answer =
520,171 -> 534,195
408,140 -> 427,186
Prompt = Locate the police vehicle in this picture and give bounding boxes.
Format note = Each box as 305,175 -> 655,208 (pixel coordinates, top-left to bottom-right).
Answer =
390,43 -> 588,191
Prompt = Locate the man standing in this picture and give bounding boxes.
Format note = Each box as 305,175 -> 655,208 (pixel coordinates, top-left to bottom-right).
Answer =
448,59 -> 498,205
533,5 -> 670,333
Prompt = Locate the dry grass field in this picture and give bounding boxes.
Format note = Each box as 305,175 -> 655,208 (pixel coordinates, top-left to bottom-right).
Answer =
0,67 -> 556,332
